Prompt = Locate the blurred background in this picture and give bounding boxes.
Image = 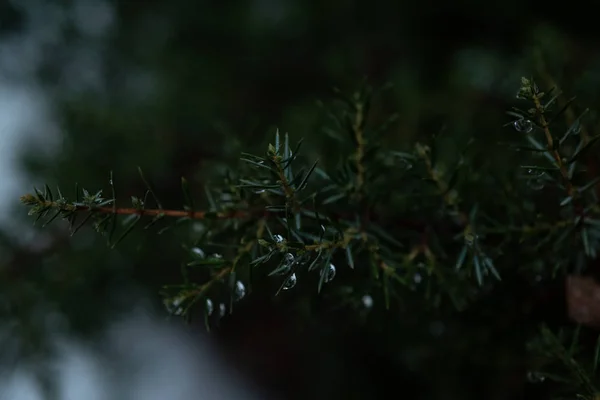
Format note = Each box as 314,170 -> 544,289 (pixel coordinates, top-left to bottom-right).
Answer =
1,0 -> 600,399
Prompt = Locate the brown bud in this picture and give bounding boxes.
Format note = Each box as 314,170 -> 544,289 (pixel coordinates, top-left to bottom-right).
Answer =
566,275 -> 600,328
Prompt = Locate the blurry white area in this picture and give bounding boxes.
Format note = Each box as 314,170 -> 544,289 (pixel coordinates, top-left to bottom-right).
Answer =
0,0 -> 68,235
0,2 -> 254,399
0,305 -> 261,400
0,84 -> 60,234
0,0 -> 115,234
71,0 -> 114,38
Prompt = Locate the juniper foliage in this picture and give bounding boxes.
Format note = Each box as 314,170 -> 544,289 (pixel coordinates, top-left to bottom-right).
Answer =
21,76 -> 600,399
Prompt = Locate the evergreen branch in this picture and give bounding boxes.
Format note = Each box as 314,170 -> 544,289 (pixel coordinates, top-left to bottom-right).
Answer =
415,142 -> 459,209
21,195 -> 251,221
479,219 -> 574,235
352,97 -> 366,195
19,78 -> 600,398
176,266 -> 234,316
539,325 -> 598,397
530,85 -> 576,198
273,152 -> 298,208
534,48 -> 591,144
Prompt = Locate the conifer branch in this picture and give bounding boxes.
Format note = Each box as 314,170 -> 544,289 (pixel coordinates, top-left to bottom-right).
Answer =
20,195 -> 251,220
352,98 -> 366,194
531,87 -> 575,197
20,79 -> 600,399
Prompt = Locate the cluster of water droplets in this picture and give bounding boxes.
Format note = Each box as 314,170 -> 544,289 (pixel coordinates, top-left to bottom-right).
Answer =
204,298 -> 227,318
513,119 -> 533,133
164,295 -> 186,316
274,252 -> 294,276
276,252 -> 339,291
187,246 -> 247,319
266,250 -> 299,290
204,279 -> 247,320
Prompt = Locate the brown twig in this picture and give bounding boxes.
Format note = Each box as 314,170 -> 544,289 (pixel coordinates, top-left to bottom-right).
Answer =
353,101 -> 366,193
531,93 -> 576,198
21,196 -> 254,220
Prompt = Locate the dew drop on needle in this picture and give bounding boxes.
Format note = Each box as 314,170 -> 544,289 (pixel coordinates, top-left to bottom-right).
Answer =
320,263 -> 336,283
283,273 -> 297,290
206,298 -> 214,316
234,280 -> 246,301
513,119 -> 533,133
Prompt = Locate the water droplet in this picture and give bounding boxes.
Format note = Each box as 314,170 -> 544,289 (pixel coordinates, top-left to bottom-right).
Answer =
274,234 -> 284,243
282,273 -> 297,290
413,273 -> 423,284
211,253 -> 223,259
526,371 -> 545,383
274,252 -> 295,275
254,189 -> 266,194
234,280 -> 246,301
191,247 -> 205,258
219,303 -> 226,317
172,296 -> 183,307
362,295 -> 373,309
321,263 -> 336,283
164,295 -> 185,316
206,299 -> 214,316
513,119 -> 533,133
283,252 -> 295,264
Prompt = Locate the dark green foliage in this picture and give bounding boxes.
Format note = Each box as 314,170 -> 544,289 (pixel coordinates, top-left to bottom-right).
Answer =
21,75 -> 600,399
